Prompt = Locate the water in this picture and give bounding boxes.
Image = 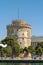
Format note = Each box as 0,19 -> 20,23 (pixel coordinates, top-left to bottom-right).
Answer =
0,63 -> 43,65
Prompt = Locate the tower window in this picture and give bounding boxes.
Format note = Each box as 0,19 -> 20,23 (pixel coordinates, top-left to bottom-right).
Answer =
22,33 -> 24,35
20,42 -> 22,44
22,38 -> 24,40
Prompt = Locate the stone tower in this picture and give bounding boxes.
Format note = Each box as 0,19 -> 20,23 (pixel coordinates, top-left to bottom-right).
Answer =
7,20 -> 31,48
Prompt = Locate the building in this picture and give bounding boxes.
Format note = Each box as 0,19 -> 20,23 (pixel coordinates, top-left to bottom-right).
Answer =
7,20 -> 31,48
31,36 -> 43,60
31,36 -> 43,48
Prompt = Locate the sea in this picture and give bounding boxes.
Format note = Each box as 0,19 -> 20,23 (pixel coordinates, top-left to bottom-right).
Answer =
0,62 -> 43,65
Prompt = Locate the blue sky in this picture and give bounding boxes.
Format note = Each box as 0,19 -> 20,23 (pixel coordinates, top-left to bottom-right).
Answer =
0,0 -> 43,40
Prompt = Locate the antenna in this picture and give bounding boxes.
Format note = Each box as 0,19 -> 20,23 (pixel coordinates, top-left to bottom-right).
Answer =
18,8 -> 19,20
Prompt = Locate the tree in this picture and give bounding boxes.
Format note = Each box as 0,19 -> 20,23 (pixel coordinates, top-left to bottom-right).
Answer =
28,46 -> 33,53
0,48 -> 4,58
37,42 -> 43,48
12,42 -> 20,56
1,36 -> 16,46
23,47 -> 28,57
35,46 -> 43,56
23,47 -> 28,53
20,48 -> 23,53
35,42 -> 43,56
1,36 -> 20,57
2,47 -> 10,57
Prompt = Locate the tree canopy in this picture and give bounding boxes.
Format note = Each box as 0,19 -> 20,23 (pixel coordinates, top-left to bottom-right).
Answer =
35,42 -> 43,56
1,36 -> 20,57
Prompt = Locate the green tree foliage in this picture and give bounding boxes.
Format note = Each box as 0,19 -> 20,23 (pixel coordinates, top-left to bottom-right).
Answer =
1,36 -> 15,46
28,46 -> 32,53
13,42 -> 20,55
23,46 -> 35,54
20,48 -> 23,53
1,36 -> 20,57
2,47 -> 10,54
23,47 -> 28,53
35,42 -> 43,56
38,42 -> 43,48
32,47 -> 36,53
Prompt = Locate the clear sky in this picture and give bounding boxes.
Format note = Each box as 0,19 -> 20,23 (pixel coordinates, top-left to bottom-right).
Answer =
0,0 -> 43,40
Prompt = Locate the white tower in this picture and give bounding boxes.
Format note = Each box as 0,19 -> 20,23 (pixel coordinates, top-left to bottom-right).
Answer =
7,20 -> 31,48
